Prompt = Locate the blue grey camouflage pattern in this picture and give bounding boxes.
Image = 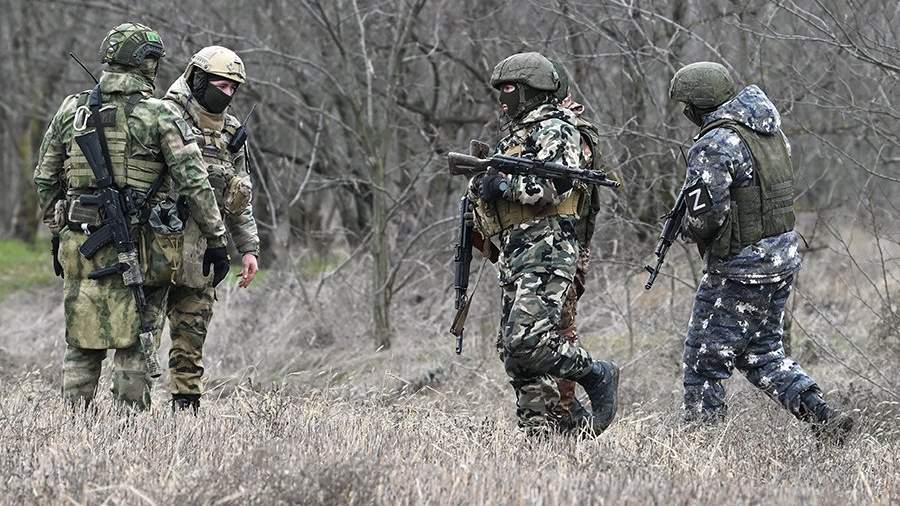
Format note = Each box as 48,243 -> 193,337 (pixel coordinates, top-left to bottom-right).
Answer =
680,85 -> 822,422
683,273 -> 821,420
682,85 -> 801,284
468,103 -> 595,432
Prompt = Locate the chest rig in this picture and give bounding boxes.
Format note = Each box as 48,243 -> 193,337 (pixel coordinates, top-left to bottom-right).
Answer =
65,91 -> 164,194
701,119 -> 796,257
473,121 -> 587,239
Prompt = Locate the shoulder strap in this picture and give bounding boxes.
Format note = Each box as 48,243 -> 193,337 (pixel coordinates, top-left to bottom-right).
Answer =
87,85 -> 116,189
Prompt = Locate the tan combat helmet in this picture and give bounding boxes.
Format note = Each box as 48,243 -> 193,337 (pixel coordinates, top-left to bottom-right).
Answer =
185,45 -> 246,83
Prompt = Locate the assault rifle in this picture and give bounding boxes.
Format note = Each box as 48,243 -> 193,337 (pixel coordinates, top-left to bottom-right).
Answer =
447,153 -> 621,189
449,195 -> 474,354
643,190 -> 686,290
644,147 -> 690,290
72,78 -> 162,378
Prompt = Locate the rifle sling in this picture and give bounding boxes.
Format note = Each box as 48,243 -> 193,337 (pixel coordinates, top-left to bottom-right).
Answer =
88,85 -> 115,188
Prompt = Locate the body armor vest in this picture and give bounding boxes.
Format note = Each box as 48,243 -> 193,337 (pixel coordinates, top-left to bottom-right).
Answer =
700,119 -> 796,257
64,91 -> 164,194
474,123 -> 587,239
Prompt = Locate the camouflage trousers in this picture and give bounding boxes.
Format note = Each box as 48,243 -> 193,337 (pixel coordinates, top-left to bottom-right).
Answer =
166,284 -> 215,396
683,273 -> 819,421
498,262 -> 594,432
61,285 -> 167,411
554,246 -> 591,415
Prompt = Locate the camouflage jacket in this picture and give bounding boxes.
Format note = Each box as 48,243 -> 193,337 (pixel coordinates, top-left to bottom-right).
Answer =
164,76 -> 259,258
33,69 -> 227,248
681,85 -> 801,283
469,103 -> 584,285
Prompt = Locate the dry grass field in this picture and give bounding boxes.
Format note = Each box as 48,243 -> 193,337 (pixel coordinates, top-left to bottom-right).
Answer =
0,222 -> 898,505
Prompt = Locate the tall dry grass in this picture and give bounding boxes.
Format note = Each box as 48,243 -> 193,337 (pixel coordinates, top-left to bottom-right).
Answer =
0,215 -> 898,504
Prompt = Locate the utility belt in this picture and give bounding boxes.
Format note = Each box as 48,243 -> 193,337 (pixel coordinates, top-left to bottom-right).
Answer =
474,187 -> 586,238
58,187 -> 181,234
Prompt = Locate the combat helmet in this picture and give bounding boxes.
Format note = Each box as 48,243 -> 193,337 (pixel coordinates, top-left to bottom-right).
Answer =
491,52 -> 559,120
668,62 -> 735,109
99,22 -> 165,67
185,46 -> 246,84
490,52 -> 559,92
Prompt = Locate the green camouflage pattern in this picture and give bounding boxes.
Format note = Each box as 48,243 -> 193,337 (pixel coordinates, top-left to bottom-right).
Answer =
167,285 -> 215,395
34,62 -> 227,409
63,340 -> 155,410
162,76 -> 259,395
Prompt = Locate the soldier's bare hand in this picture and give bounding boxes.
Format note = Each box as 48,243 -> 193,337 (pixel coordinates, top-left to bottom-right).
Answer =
238,253 -> 258,288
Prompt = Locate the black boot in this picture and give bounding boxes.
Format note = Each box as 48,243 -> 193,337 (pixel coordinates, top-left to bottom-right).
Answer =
171,393 -> 201,415
799,390 -> 854,445
575,360 -> 619,434
559,397 -> 592,434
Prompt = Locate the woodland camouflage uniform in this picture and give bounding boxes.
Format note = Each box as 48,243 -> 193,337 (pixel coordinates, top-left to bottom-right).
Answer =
163,46 -> 259,410
469,52 -> 618,435
33,23 -> 226,410
672,62 -> 853,440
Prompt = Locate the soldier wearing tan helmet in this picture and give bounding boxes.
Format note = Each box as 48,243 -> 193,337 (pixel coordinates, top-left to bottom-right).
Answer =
163,45 -> 260,413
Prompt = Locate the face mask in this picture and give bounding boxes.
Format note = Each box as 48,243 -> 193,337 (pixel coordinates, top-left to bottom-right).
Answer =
190,69 -> 235,114
201,85 -> 233,114
499,86 -> 521,120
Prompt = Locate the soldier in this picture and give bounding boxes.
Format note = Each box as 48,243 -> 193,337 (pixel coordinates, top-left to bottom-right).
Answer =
670,62 -> 853,441
468,52 -> 619,435
33,23 -> 229,410
162,46 -> 260,413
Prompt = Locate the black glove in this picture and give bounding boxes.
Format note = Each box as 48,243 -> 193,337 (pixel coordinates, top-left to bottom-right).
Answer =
51,235 -> 64,278
479,168 -> 509,203
203,246 -> 230,287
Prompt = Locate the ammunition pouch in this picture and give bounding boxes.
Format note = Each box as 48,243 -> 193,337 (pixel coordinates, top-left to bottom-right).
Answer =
223,175 -> 252,215
67,196 -> 102,228
474,186 -> 586,238
141,198 -> 186,287
49,199 -> 68,235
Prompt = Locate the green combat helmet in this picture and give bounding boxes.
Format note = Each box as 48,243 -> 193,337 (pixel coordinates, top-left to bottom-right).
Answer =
99,22 -> 165,67
668,61 -> 735,109
491,52 -> 559,92
490,52 -> 559,119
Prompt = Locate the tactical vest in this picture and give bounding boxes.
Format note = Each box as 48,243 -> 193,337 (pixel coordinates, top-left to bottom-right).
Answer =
473,116 -> 588,238
64,91 -> 165,194
700,119 -> 796,257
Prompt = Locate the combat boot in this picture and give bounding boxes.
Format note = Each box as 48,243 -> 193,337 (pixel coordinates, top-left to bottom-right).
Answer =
558,397 -> 592,435
575,360 -> 619,434
799,390 -> 854,445
171,393 -> 201,415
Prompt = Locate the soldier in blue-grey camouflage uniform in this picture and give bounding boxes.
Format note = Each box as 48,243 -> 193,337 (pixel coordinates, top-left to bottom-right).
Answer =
468,52 -> 619,436
670,62 -> 853,441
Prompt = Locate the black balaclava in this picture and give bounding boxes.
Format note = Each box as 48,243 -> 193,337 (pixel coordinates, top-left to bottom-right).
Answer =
499,83 -> 551,122
683,103 -> 715,127
190,68 -> 235,114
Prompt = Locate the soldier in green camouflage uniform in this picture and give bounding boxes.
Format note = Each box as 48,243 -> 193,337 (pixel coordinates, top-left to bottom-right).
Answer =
33,23 -> 228,410
468,52 -> 619,435
162,46 -> 260,412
